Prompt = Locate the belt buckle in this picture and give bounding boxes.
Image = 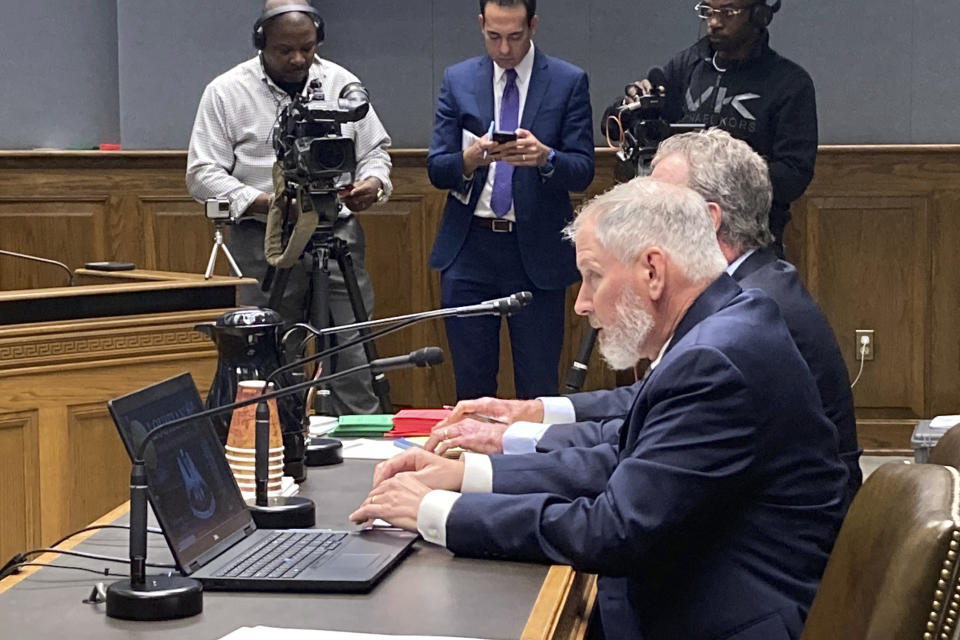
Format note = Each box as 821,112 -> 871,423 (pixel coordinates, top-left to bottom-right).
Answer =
491,219 -> 513,233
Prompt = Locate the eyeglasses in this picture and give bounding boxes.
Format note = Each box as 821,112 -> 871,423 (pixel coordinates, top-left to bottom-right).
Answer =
694,3 -> 747,20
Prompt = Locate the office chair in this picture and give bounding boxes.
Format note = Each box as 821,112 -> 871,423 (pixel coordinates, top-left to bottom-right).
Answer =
801,461 -> 960,640
929,424 -> 960,468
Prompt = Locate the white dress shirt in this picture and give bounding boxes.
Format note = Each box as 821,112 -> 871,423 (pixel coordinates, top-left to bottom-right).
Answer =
501,333 -> 674,454
466,42 -> 537,223
418,338 -> 675,547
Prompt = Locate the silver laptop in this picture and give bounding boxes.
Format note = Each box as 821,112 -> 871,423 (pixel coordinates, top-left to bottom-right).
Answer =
107,372 -> 417,592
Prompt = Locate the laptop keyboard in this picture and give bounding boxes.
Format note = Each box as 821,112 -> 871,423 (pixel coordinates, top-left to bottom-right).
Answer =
216,530 -> 349,579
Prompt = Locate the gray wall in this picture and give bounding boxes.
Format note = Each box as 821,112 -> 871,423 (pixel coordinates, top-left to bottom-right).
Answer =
0,1 -> 957,149
0,0 -> 119,149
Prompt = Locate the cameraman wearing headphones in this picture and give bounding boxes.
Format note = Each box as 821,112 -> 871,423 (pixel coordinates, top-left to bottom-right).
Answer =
186,0 -> 392,415
632,0 -> 816,258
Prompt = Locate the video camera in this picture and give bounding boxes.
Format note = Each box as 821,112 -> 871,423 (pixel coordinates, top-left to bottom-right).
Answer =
601,68 -> 703,179
272,79 -> 370,225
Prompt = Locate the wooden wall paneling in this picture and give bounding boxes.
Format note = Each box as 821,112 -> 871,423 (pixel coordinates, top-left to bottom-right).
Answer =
66,404 -> 130,534
0,411 -> 40,566
360,195 -> 431,407
805,195 -> 929,418
414,191 -> 459,407
36,405 -> 69,545
103,193 -> 143,265
0,357 -> 220,559
0,152 -> 190,275
7,148 -> 960,453
0,197 -> 107,289
0,300 -> 230,559
929,189 -> 960,418
374,152 -> 456,407
142,196 -> 219,274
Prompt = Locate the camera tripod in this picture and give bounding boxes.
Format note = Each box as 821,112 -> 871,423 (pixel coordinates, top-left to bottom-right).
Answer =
266,196 -> 392,415
204,221 -> 243,279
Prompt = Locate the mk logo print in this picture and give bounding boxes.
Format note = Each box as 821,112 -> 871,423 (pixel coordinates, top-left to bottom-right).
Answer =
686,87 -> 761,120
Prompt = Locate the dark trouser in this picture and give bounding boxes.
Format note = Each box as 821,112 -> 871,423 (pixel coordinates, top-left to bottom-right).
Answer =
227,216 -> 379,415
770,204 -> 789,259
440,224 -> 566,400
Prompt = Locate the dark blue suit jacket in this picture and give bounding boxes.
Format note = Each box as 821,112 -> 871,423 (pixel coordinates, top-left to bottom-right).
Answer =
426,49 -> 594,290
445,276 -> 847,640
543,249 -> 862,509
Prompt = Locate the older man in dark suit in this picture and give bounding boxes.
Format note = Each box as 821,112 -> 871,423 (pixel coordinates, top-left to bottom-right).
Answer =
430,129 -> 862,512
352,178 -> 846,640
427,0 -> 594,400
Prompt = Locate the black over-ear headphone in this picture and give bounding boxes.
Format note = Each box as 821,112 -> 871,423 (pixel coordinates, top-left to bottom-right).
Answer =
749,0 -> 781,28
253,4 -> 325,50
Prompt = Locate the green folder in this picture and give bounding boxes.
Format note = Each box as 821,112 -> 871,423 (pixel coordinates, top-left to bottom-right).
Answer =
329,414 -> 394,437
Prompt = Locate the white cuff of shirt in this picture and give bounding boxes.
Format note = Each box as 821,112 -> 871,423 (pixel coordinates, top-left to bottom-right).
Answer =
539,396 -> 577,425
452,177 -> 474,205
230,186 -> 263,220
460,452 -> 493,493
417,490 -> 460,547
503,421 -> 552,454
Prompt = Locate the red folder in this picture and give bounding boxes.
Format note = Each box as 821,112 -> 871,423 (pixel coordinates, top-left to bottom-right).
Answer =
385,408 -> 452,437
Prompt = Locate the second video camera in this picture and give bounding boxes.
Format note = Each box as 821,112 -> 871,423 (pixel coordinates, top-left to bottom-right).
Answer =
602,69 -> 703,178
602,81 -> 671,175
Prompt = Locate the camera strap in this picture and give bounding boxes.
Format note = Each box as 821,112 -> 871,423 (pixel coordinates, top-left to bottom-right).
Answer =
264,163 -> 318,269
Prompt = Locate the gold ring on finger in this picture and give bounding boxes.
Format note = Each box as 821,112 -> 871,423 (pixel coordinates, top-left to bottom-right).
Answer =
370,495 -> 376,504
522,154 -> 526,161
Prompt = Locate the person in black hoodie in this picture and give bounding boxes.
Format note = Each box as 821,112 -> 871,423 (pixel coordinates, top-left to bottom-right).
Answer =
632,0 -> 817,258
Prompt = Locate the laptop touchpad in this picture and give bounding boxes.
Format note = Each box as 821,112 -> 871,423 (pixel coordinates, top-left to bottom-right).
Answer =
325,553 -> 383,569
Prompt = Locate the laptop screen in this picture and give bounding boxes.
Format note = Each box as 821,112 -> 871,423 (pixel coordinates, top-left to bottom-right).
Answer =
108,373 -> 255,572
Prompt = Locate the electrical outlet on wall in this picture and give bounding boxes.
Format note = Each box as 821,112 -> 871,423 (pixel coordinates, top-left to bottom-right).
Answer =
855,330 -> 875,361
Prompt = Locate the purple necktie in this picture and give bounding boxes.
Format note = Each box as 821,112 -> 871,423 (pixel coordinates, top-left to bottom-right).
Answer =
490,69 -> 519,217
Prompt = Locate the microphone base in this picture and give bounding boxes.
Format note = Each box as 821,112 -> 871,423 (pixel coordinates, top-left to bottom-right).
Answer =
105,574 -> 203,621
306,437 -> 343,466
247,496 -> 316,529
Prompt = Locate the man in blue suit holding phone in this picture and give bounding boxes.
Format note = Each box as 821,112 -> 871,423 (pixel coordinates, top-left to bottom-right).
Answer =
427,0 -> 594,400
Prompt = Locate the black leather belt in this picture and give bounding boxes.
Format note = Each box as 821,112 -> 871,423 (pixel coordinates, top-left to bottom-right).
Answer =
472,217 -> 514,232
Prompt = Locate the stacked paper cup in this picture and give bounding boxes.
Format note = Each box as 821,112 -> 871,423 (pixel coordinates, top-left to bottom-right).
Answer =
225,380 -> 284,496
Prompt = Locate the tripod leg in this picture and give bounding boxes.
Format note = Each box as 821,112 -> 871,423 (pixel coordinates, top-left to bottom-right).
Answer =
204,229 -> 226,279
308,245 -> 335,416
266,267 -> 293,312
204,244 -> 218,280
332,239 -> 392,413
220,243 -> 244,278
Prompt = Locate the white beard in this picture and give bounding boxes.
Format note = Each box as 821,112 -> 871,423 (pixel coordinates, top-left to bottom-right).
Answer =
597,288 -> 654,371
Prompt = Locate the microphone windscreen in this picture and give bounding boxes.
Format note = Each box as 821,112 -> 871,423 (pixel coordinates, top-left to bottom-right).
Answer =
411,347 -> 444,367
647,66 -> 668,90
513,291 -> 533,306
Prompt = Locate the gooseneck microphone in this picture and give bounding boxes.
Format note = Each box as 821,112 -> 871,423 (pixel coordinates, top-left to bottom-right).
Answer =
267,292 -> 532,388
105,348 -> 443,621
368,346 -> 444,373
0,249 -> 74,286
563,326 -> 599,394
106,460 -> 204,620
318,291 -> 533,333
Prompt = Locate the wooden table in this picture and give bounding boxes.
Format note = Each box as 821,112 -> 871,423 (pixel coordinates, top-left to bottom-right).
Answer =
0,459 -> 595,639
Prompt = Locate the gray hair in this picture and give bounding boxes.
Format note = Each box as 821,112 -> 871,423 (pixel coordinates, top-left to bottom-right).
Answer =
653,128 -> 774,252
564,178 -> 727,283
